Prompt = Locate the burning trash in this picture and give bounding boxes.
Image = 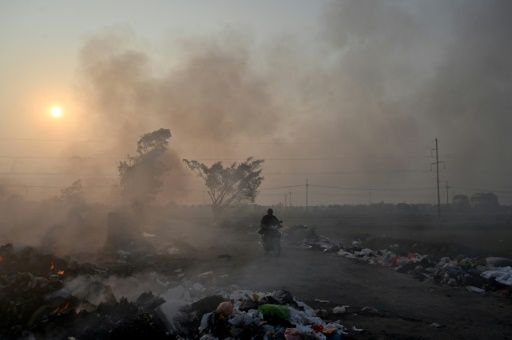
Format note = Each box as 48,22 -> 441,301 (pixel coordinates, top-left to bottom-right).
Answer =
0,241 -> 352,339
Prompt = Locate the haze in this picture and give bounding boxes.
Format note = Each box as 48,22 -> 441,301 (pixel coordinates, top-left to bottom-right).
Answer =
1,0 -> 511,206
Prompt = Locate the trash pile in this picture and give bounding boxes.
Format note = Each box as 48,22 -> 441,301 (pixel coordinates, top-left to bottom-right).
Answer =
161,288 -> 346,339
333,239 -> 512,295
283,227 -> 512,295
0,243 -> 348,339
284,225 -> 340,253
0,243 -> 172,339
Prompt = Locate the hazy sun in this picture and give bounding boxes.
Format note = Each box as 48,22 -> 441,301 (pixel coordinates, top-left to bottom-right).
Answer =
50,106 -> 63,118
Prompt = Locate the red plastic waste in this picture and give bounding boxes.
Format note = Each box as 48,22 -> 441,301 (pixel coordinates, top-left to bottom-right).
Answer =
311,324 -> 324,333
284,328 -> 303,340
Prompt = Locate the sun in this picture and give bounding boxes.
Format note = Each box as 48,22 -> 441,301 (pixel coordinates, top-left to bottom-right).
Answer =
50,106 -> 63,118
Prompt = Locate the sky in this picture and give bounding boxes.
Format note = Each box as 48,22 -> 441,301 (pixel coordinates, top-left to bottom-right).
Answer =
1,0 -> 512,207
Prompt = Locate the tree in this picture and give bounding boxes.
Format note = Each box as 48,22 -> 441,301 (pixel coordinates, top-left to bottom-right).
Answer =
60,179 -> 84,203
183,157 -> 264,220
118,128 -> 172,204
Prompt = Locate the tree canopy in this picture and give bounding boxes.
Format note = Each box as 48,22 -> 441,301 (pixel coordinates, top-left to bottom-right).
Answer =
59,179 -> 84,204
118,128 -> 172,204
183,157 -> 264,220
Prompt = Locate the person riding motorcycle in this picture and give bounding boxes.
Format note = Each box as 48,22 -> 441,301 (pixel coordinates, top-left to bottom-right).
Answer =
258,208 -> 282,254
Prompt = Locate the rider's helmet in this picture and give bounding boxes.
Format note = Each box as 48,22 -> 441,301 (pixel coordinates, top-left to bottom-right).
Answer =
267,208 -> 273,215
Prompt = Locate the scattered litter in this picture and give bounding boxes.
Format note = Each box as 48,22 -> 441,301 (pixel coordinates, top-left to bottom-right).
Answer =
198,271 -> 215,278
499,289 -> 510,296
430,322 -> 446,328
314,298 -> 330,303
351,326 -> 364,332
333,306 -> 347,314
117,249 -> 130,257
481,266 -> 512,286
361,306 -> 378,312
466,286 -> 486,294
334,236 -> 509,291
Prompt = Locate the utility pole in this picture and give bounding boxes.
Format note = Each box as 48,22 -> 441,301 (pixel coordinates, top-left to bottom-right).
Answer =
289,191 -> 292,207
446,181 -> 450,206
431,138 -> 445,218
284,194 -> 287,207
306,179 -> 309,213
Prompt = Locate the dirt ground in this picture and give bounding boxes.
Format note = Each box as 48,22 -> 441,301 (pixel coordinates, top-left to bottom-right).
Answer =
172,222 -> 512,340
2,211 -> 511,339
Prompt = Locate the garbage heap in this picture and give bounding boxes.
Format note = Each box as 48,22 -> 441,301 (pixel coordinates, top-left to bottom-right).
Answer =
284,226 -> 512,296
336,241 -> 512,295
159,289 -> 345,339
0,243 -> 346,339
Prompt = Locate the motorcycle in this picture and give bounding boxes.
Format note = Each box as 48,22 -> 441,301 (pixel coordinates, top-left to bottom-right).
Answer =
259,223 -> 282,256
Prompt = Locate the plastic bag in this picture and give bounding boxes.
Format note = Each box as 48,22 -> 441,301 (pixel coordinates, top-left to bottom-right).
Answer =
216,301 -> 233,316
258,304 -> 290,320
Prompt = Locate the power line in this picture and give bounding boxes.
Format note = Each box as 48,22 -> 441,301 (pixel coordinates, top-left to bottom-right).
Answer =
446,156 -> 512,164
260,185 -> 304,190
0,155 -> 430,161
310,184 -> 435,191
185,156 -> 431,161
3,169 -> 512,178
260,183 -> 436,192
0,155 -> 123,160
0,138 -> 102,143
450,186 -> 512,194
263,170 -> 431,175
444,170 -> 512,177
0,172 -> 118,177
4,184 -> 118,189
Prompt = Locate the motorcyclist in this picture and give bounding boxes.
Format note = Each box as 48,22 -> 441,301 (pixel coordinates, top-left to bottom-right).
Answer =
258,209 -> 282,253
259,208 -> 281,232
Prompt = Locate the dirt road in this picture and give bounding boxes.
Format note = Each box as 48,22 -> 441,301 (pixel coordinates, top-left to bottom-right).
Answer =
197,241 -> 511,339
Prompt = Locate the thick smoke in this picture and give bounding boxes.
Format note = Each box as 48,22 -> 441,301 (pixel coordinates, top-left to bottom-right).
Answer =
71,1 -> 512,206
63,1 -> 509,206
78,28 -> 283,145
2,0 -> 512,253
74,28 -> 288,206
298,0 -> 512,203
